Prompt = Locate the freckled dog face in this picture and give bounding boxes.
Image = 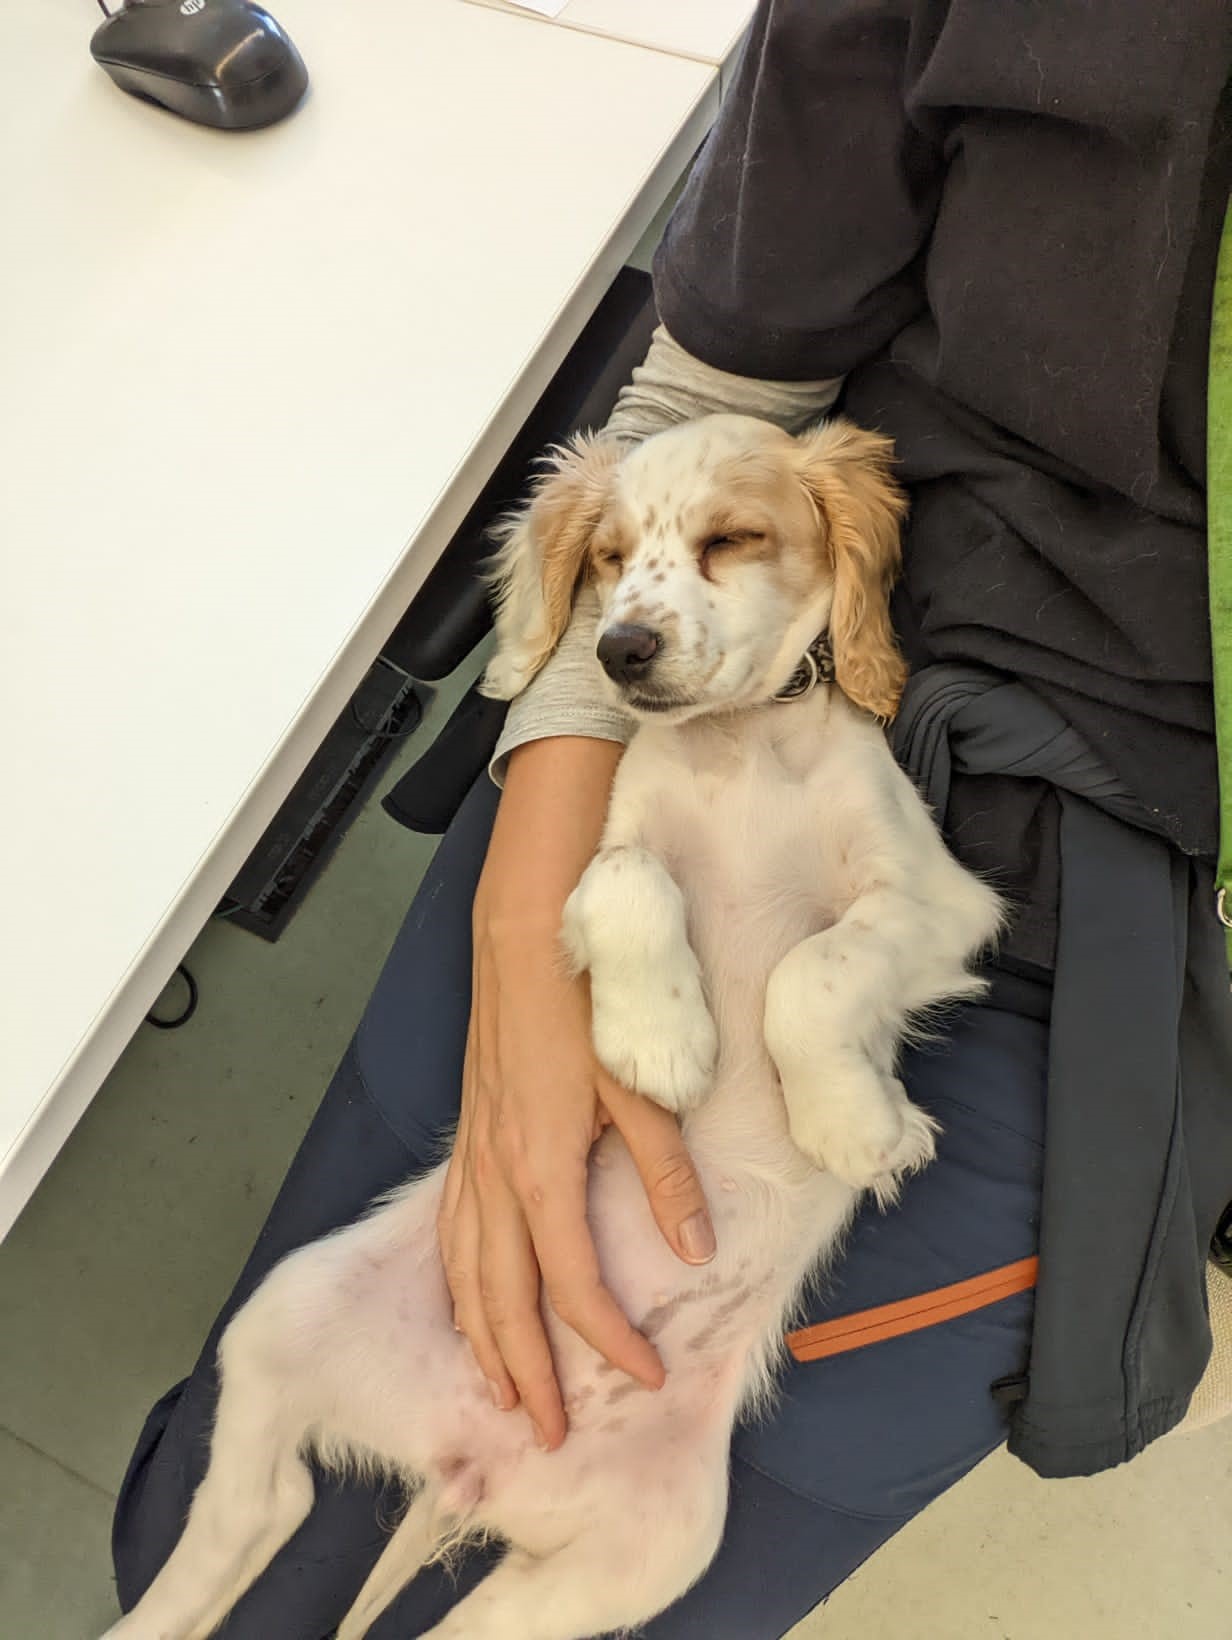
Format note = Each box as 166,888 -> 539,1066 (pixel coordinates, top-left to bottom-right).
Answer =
486,413 -> 909,722
586,420 -> 835,718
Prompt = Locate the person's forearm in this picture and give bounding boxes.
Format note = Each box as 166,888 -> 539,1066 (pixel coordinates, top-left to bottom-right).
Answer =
477,735 -> 623,936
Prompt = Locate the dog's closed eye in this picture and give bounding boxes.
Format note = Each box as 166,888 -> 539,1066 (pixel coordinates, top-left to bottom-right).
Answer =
698,528 -> 768,578
700,530 -> 765,554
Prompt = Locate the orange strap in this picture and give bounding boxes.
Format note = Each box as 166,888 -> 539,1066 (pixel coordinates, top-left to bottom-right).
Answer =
786,1255 -> 1039,1364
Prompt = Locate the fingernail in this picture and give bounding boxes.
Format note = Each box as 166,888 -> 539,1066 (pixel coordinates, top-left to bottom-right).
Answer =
679,1210 -> 716,1263
487,1378 -> 505,1408
533,1423 -> 551,1452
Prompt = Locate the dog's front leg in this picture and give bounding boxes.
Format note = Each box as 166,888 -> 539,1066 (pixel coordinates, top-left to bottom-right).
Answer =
763,889 -> 947,1203
562,794 -> 716,1112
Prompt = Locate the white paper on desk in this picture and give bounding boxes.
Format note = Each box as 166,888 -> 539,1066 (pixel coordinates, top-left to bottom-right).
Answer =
490,0 -> 569,16
463,1 -> 754,74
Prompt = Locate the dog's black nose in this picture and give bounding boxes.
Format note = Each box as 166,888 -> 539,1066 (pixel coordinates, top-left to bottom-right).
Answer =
596,624 -> 660,685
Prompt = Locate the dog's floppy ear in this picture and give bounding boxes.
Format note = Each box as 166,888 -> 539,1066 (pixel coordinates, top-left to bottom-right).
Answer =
482,433 -> 624,700
793,419 -> 909,721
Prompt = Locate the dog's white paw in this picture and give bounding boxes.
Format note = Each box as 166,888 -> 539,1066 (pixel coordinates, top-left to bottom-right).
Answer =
784,1062 -> 938,1205
590,974 -> 718,1112
481,651 -> 535,701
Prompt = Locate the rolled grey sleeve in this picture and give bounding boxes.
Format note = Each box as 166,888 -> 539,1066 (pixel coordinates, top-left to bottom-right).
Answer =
487,327 -> 843,786
603,326 -> 843,442
488,587 -> 635,786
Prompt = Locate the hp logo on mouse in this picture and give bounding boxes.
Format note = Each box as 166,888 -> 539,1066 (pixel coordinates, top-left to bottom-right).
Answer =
180,0 -> 207,13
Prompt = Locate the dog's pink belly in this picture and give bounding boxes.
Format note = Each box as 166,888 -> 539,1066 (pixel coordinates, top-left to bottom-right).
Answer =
278,1137 -> 826,1542
244,997 -> 858,1567
276,727 -> 859,1530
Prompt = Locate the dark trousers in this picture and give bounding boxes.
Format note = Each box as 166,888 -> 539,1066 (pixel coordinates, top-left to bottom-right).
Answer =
113,777 -> 1048,1638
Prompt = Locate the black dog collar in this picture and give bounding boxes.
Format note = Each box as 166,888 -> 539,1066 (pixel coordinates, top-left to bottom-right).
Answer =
772,632 -> 835,702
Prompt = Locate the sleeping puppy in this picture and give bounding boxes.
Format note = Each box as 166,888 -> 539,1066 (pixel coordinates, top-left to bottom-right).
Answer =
106,415 -> 1000,1640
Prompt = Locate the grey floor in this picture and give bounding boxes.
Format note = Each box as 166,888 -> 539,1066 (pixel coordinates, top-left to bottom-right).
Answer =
2,647 -> 1230,1640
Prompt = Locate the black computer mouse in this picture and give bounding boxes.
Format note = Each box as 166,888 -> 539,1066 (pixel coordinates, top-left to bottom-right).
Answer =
91,0 -> 309,131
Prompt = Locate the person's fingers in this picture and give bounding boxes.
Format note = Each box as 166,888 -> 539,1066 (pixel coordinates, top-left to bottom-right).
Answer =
601,1075 -> 717,1267
477,1176 -> 568,1450
447,924 -> 667,1439
439,1164 -> 518,1412
519,1141 -> 665,1393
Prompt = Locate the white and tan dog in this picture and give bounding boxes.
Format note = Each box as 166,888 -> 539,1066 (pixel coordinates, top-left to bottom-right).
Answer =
107,415 -> 1000,1640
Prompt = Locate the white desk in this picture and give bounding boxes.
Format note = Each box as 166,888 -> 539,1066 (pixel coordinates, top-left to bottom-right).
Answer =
0,0 -> 720,1240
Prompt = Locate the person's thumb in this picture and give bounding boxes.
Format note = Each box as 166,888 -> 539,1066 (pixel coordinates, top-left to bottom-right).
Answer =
599,1076 -> 716,1266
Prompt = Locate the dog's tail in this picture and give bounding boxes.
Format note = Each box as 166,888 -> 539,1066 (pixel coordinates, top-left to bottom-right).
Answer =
335,1482 -> 489,1639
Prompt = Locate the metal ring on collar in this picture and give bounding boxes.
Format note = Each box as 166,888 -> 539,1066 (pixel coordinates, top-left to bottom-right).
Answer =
773,649 -> 820,703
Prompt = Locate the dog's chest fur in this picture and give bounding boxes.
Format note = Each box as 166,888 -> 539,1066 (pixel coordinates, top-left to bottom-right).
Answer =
617,690 -> 886,1010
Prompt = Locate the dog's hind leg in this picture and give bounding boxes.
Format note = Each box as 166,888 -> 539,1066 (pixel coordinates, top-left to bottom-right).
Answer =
334,1485 -> 441,1640
102,1353 -> 315,1639
418,1479 -> 727,1640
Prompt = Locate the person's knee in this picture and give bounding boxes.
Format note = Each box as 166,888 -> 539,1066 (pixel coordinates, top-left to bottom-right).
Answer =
733,1288 -> 1032,1520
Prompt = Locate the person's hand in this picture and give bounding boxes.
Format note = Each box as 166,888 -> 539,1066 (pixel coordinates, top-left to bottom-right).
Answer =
436,735 -> 716,1451
438,906 -> 716,1451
